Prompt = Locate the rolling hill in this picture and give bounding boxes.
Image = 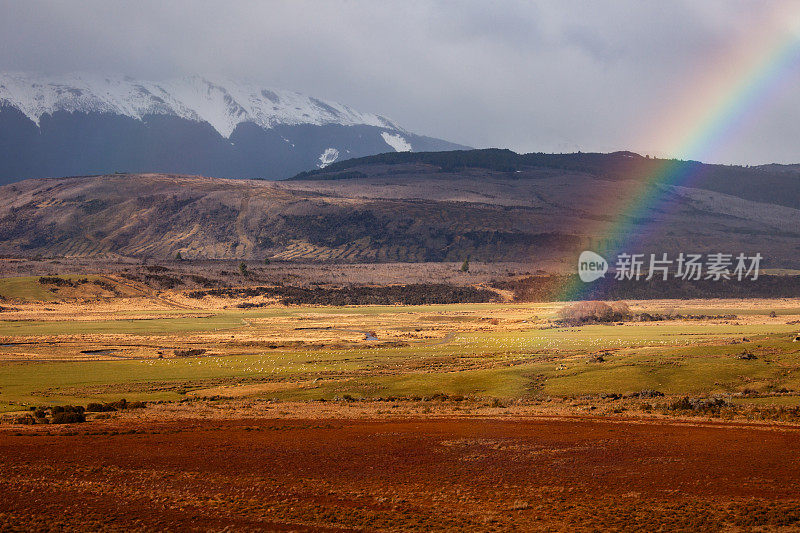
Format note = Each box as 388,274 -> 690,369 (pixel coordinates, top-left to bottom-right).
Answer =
0,150 -> 798,269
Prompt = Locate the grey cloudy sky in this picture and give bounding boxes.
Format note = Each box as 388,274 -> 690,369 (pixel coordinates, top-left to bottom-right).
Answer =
1,0 -> 799,164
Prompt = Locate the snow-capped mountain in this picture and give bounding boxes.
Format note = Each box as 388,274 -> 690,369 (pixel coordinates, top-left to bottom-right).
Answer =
0,73 -> 467,182
0,73 -> 400,137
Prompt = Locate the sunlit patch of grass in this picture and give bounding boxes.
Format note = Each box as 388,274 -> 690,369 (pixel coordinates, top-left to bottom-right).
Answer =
0,275 -> 113,302
542,356 -> 777,396
266,365 -> 539,401
730,395 -> 800,407
454,323 -> 797,353
0,276 -> 60,302
678,306 -> 800,316
0,314 -> 248,336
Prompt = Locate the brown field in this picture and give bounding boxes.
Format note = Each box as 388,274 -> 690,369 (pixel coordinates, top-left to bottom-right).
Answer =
4,413 -> 800,531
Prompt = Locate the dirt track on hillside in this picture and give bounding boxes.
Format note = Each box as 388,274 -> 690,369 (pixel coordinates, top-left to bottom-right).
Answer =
3,416 -> 800,531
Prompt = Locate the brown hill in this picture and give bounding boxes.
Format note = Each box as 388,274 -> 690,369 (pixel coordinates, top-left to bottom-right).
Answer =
0,162 -> 798,268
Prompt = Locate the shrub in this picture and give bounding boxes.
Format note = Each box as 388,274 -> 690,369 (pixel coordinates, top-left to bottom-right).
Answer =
86,399 -> 143,412
638,389 -> 664,399
174,348 -> 207,357
51,412 -> 86,424
610,301 -> 630,316
52,405 -> 85,415
668,396 -> 728,416
15,415 -> 37,425
38,276 -> 75,287
108,399 -> 127,410
558,301 -> 631,325
670,397 -> 692,410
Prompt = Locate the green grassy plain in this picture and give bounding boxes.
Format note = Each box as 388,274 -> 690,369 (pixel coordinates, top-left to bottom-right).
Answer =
0,275 -> 115,302
1,297 -> 799,411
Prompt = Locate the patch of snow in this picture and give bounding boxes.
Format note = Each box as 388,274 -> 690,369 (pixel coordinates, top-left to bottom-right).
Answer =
0,72 -> 405,139
381,132 -> 412,152
318,148 -> 339,168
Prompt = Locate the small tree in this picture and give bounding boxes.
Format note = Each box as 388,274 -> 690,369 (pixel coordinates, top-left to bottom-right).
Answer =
239,261 -> 248,277
175,251 -> 183,261
460,257 -> 470,272
264,257 -> 271,265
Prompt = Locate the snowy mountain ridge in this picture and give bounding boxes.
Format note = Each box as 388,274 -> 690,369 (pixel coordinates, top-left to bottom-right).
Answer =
0,72 -> 402,138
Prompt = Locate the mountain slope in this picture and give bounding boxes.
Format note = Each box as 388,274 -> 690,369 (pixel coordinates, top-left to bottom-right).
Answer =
0,150 -> 798,267
0,73 -> 468,182
290,148 -> 800,209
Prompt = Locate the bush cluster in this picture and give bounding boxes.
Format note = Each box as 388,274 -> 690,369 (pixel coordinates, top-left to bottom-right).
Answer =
188,283 -> 498,306
558,301 -> 631,325
174,348 -> 207,357
38,276 -> 87,287
51,411 -> 86,424
12,400 -> 146,425
668,396 -> 728,416
85,399 -> 145,412
50,405 -> 86,424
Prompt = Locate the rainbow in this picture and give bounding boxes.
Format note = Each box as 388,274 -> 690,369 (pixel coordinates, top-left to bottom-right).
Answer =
557,6 -> 800,301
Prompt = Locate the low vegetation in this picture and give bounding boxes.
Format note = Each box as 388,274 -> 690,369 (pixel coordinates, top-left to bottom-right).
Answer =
174,348 -> 207,357
12,400 -> 145,424
187,283 -> 499,305
492,274 -> 800,301
557,301 -> 631,324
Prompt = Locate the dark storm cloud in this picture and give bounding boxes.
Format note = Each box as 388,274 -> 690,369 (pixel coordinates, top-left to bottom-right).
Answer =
0,0 -> 797,164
